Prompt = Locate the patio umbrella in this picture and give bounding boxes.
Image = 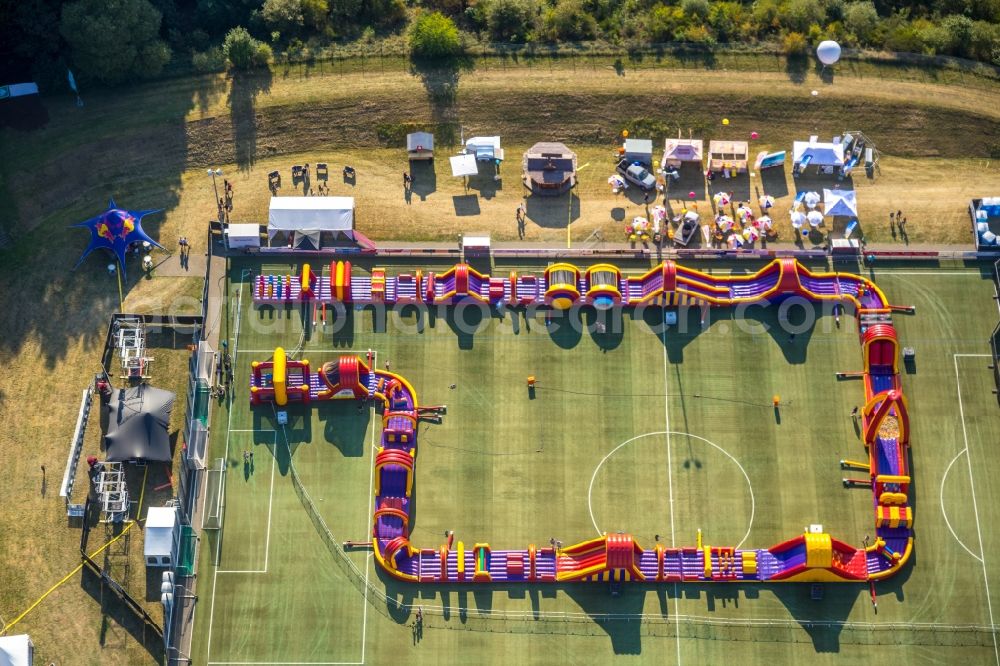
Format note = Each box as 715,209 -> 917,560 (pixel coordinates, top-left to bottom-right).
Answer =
714,192 -> 731,207
756,215 -> 773,231
804,191 -> 821,209
759,195 -> 774,209
807,210 -> 824,227
717,215 -> 734,232
791,211 -> 806,229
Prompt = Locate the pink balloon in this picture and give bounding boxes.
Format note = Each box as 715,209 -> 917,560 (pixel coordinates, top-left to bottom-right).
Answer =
750,131 -> 760,140
689,191 -> 696,198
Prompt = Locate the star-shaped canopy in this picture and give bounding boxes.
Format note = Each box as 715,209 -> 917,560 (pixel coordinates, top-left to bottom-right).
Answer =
73,199 -> 163,279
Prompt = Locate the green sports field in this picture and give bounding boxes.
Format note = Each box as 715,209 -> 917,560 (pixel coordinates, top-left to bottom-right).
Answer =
191,257 -> 1000,665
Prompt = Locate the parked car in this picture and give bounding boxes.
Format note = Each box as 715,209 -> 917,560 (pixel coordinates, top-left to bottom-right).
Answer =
616,159 -> 656,191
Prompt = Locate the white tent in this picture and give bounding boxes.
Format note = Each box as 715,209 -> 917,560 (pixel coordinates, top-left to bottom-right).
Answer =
450,154 -> 478,177
225,223 -> 261,249
662,138 -> 703,168
144,506 -> 177,567
466,136 -> 503,161
823,189 -> 858,217
793,140 -> 845,168
268,197 -> 354,249
0,635 -> 32,666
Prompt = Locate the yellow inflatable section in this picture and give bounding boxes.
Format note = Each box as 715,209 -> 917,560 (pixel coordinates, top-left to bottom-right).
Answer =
273,346 -> 288,406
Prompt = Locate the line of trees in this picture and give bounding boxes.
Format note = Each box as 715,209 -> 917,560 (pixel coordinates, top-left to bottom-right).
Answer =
4,0 -> 1000,86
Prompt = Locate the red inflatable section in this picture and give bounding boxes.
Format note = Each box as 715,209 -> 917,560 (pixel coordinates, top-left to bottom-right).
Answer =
455,264 -> 469,296
662,261 -> 677,293
775,258 -> 804,296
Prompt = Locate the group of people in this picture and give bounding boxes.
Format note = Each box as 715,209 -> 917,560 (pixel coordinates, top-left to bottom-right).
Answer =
178,236 -> 190,269
218,179 -> 234,222
889,209 -> 909,243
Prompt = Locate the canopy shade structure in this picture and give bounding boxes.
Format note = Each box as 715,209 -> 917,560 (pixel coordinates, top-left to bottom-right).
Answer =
523,142 -> 577,196
407,132 -> 434,160
104,384 -> 175,462
0,635 -> 33,666
73,199 -> 164,279
823,188 -> 858,217
466,136 -> 503,162
267,196 -> 354,238
661,138 -> 703,168
450,154 -> 478,177
708,140 -> 749,172
793,140 -> 845,168
624,138 -> 653,165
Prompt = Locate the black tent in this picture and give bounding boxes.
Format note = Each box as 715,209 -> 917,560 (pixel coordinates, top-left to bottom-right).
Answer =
103,385 -> 175,462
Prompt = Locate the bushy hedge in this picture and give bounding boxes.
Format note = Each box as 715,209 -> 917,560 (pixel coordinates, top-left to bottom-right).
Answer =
13,0 -> 1000,87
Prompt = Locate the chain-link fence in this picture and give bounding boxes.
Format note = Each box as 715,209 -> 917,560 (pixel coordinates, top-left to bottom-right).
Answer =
991,259 -> 1000,407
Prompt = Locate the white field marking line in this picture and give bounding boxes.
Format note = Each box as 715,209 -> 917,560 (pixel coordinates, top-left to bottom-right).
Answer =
206,276 -> 245,662
217,430 -> 277,574
661,332 -> 675,546
235,349 -> 374,354
940,448 -> 983,563
881,272 -> 985,276
954,353 -> 999,665
208,661 -> 362,665
360,348 -> 377,666
661,328 -> 681,666
587,432 -> 755,549
661,331 -> 682,666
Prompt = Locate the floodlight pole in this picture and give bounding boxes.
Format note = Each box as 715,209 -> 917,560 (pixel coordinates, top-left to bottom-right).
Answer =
114,263 -> 124,312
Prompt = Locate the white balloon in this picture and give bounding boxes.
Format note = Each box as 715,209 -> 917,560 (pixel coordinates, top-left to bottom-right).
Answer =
817,40 -> 841,66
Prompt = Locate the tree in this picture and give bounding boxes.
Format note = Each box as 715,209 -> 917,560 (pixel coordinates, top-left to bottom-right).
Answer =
262,0 -> 304,36
680,0 -> 709,21
301,0 -> 329,31
940,14 -> 975,56
60,0 -> 171,84
409,12 -> 463,58
364,0 -> 407,27
543,0 -> 598,41
647,4 -> 683,43
843,1 -> 879,44
781,0 -> 825,33
223,26 -> 270,69
486,0 -> 535,42
782,30 -> 809,55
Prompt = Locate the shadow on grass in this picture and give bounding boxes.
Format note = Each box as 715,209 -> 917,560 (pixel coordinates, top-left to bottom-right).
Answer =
318,399 -> 370,457
230,69 -> 274,172
444,301 -> 492,350
0,72 -> 226,369
80,561 -> 165,661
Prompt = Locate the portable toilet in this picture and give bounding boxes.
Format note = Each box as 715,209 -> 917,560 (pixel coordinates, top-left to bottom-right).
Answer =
144,506 -> 178,567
